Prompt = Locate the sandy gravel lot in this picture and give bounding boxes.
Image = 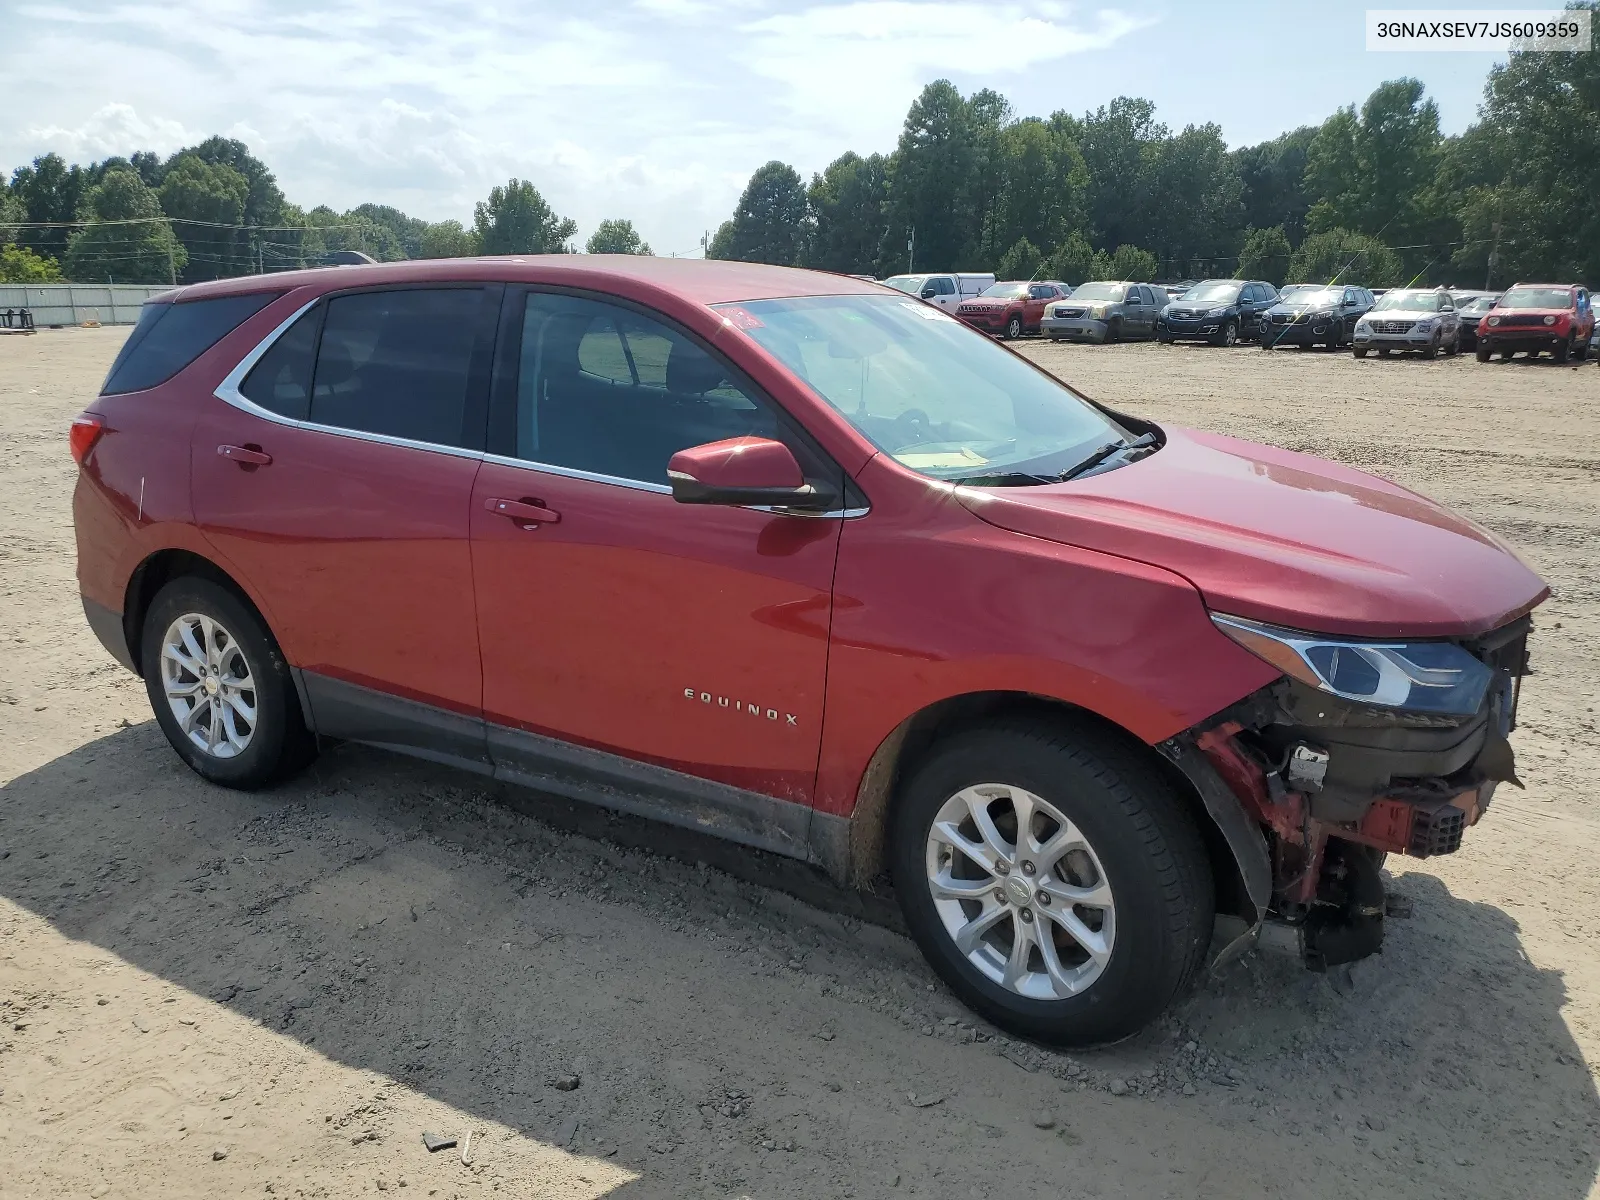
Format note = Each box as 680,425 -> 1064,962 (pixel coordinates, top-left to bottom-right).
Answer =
1,326 -> 1597,1200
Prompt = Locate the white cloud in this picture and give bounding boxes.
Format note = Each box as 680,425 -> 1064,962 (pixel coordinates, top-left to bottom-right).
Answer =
2,0 -> 1151,251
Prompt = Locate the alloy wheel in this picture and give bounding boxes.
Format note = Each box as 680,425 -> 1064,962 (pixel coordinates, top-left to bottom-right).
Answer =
160,612 -> 257,759
924,783 -> 1116,1000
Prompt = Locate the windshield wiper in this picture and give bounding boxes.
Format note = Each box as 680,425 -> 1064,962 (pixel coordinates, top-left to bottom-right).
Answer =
1055,431 -> 1159,482
951,470 -> 1059,487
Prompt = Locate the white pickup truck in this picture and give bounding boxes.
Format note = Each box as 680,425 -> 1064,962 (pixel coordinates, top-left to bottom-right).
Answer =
880,272 -> 996,311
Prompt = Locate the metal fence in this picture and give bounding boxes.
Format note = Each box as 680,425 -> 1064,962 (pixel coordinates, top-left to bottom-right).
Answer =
0,283 -> 174,327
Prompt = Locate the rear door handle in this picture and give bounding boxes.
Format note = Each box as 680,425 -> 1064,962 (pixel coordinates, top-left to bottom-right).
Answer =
218,444 -> 272,466
485,496 -> 561,526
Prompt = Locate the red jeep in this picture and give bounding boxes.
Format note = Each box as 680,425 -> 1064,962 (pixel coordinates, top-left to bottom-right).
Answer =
955,280 -> 1068,339
1475,282 -> 1594,362
71,258 -> 1546,1046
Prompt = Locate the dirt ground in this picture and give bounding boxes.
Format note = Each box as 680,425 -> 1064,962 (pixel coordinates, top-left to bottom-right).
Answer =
1,326 -> 1597,1200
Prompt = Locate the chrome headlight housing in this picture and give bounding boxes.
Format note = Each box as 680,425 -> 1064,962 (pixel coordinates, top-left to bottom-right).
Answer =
1487,315 -> 1501,326
1087,304 -> 1108,319
1311,310 -> 1333,320
1355,320 -> 1371,331
1413,319 -> 1435,332
1204,306 -> 1228,318
1542,315 -> 1556,326
1211,614 -> 1493,716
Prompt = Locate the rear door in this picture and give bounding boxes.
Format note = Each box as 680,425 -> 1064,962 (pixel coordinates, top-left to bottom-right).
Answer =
468,288 -> 846,844
192,284 -> 500,758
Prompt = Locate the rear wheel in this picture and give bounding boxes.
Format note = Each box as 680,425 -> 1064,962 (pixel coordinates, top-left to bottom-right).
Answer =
889,720 -> 1213,1047
141,578 -> 315,789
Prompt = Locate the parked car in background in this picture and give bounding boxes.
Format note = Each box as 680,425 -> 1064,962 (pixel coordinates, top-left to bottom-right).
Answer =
1450,292 -> 1501,352
1260,285 -> 1374,350
1474,283 -> 1593,362
881,273 -> 996,312
1352,289 -> 1461,358
71,256 -> 1547,1048
1158,279 -> 1278,346
1040,281 -> 1164,343
955,280 -> 1070,339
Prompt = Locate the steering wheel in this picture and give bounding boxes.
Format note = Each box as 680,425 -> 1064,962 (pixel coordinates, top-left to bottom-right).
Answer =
890,408 -> 934,448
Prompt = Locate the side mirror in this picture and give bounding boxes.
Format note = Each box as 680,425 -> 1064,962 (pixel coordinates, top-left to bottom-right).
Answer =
668,437 -> 836,511
921,286 -> 938,299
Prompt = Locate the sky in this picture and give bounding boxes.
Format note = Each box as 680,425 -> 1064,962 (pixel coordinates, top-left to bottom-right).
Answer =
2,0 -> 1547,253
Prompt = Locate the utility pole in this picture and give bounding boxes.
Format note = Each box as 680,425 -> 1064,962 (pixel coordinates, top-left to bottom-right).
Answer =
166,221 -> 177,286
908,226 -> 915,273
700,229 -> 709,258
1484,217 -> 1500,291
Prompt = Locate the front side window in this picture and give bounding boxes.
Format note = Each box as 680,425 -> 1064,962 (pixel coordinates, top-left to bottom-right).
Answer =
308,288 -> 485,449
102,292 -> 278,395
881,276 -> 924,295
513,293 -> 779,484
717,295 -> 1126,483
935,278 -> 957,296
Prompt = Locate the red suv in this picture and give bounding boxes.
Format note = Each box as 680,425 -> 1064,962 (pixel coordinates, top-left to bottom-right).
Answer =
955,280 -> 1068,339
1475,282 -> 1594,362
72,259 -> 1546,1046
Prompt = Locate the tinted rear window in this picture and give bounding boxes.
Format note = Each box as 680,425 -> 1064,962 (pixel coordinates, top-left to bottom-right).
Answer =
240,307 -> 321,420
307,288 -> 486,449
101,293 -> 279,395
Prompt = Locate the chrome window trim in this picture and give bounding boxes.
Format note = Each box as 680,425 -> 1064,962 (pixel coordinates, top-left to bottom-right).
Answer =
216,295 -> 871,516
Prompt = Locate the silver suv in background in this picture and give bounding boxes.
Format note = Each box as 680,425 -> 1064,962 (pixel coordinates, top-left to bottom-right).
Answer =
1041,281 -> 1165,343
1352,289 -> 1462,358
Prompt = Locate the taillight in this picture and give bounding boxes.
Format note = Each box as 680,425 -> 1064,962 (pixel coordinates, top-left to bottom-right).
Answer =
70,414 -> 105,466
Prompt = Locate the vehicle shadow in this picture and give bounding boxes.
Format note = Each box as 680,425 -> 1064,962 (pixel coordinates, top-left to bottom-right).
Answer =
3,725 -> 1597,1198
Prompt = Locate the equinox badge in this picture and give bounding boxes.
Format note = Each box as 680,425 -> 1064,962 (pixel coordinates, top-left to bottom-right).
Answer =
684,687 -> 798,727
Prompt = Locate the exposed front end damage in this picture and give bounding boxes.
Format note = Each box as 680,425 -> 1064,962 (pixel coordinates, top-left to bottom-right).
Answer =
1161,616 -> 1532,972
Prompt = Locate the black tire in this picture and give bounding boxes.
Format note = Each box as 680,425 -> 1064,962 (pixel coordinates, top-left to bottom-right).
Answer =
1156,333 -> 1173,344
1574,338 -> 1589,361
1259,334 -> 1273,350
1378,348 -> 1392,357
1421,333 -> 1438,359
1005,315 -> 1023,340
1353,347 -> 1369,358
1105,317 -> 1122,344
888,719 -> 1213,1047
1500,347 -> 1516,361
1476,343 -> 1491,362
1443,330 -> 1459,357
1554,338 -> 1570,364
1210,319 -> 1238,348
141,577 -> 315,789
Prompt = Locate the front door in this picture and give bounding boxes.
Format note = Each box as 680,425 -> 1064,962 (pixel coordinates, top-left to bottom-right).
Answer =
470,289 -> 844,838
192,284 -> 499,752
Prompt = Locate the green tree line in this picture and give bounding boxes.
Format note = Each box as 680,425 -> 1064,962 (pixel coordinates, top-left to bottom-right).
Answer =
0,140 -> 652,284
710,6 -> 1598,288
5,3 -> 1594,288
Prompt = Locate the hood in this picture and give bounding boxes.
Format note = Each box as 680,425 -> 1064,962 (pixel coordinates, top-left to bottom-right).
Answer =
1167,296 -> 1239,311
954,426 -> 1547,638
1487,306 -> 1575,318
1364,307 -> 1440,319
1270,298 -> 1337,314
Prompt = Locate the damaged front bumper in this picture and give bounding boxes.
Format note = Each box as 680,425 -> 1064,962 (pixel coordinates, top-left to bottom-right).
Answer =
1160,615 -> 1532,972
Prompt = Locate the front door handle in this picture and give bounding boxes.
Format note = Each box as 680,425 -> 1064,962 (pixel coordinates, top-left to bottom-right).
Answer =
218,444 -> 272,466
485,496 -> 561,527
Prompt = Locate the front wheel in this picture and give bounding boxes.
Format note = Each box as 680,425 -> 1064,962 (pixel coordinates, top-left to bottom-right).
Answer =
141,578 -> 316,789
1211,319 -> 1238,348
889,721 -> 1213,1047
1476,343 -> 1491,362
1353,347 -> 1369,358
1444,331 -> 1460,356
1005,315 -> 1023,340
1554,338 -> 1571,364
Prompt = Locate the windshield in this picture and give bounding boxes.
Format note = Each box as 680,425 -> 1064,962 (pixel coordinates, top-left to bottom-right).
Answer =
1286,288 -> 1342,307
1181,282 -> 1241,304
1278,284 -> 1312,298
1499,287 -> 1574,309
1068,283 -> 1127,302
1459,296 -> 1496,314
980,283 -> 1030,299
881,276 -> 925,296
715,295 -> 1126,482
1373,290 -> 1443,312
